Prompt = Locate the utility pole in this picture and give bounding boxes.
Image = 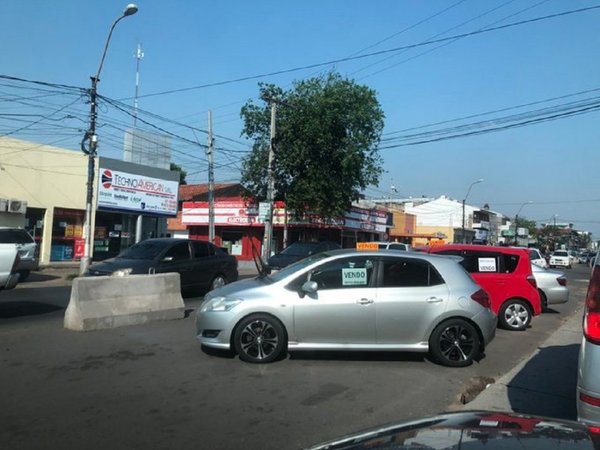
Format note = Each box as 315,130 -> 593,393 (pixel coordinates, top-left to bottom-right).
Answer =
133,42 -> 143,127
262,101 -> 277,259
207,111 -> 215,243
134,42 -> 144,244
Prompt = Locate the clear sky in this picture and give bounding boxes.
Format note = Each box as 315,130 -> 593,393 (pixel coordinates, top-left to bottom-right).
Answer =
2,1 -> 599,236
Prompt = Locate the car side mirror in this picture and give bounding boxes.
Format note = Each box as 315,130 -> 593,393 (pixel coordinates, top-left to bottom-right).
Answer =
301,280 -> 318,296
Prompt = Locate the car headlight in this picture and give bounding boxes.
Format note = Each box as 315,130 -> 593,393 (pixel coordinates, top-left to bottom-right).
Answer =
200,296 -> 242,312
112,268 -> 133,277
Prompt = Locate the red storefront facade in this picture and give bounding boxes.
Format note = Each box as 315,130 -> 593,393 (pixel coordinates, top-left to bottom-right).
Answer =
174,186 -> 392,261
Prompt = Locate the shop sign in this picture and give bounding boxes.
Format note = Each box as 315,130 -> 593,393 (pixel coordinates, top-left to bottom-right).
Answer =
182,201 -> 258,226
74,239 -> 85,259
97,168 -> 178,216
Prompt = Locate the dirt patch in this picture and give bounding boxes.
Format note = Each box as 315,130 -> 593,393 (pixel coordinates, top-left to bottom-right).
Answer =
448,376 -> 496,410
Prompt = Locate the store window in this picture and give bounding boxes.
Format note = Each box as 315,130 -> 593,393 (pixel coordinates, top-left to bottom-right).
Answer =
51,208 -> 84,261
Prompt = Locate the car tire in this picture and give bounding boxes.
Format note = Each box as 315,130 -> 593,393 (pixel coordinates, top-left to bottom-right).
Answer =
538,289 -> 548,311
209,275 -> 227,291
429,319 -> 480,367
18,270 -> 30,281
233,314 -> 286,364
499,299 -> 531,331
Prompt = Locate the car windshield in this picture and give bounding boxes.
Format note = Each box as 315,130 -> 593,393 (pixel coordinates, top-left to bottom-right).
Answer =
268,252 -> 330,282
278,241 -> 320,256
554,251 -> 568,257
0,229 -> 33,244
117,241 -> 169,260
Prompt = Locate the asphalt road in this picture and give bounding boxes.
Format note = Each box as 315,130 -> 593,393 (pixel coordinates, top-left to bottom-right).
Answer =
0,263 -> 591,450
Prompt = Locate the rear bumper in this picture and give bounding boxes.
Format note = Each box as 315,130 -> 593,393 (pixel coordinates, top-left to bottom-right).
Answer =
544,285 -> 569,305
577,337 -> 600,426
472,309 -> 497,347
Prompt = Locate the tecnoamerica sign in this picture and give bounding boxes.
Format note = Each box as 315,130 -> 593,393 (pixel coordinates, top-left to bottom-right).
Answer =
97,168 -> 178,215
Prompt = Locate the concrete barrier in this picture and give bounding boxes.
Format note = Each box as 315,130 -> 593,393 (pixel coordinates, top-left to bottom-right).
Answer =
64,273 -> 185,331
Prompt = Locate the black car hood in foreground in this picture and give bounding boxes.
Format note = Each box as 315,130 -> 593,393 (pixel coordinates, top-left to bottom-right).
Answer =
305,411 -> 600,450
88,257 -> 152,275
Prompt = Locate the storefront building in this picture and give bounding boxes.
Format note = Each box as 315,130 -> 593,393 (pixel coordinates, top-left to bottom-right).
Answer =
0,137 -> 179,265
171,184 -> 392,261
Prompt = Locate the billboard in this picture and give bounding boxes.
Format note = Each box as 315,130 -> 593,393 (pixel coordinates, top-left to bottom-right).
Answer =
97,167 -> 178,216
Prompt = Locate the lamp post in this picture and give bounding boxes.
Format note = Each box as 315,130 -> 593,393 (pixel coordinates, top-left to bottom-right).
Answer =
79,4 -> 138,275
461,178 -> 483,243
514,200 -> 533,246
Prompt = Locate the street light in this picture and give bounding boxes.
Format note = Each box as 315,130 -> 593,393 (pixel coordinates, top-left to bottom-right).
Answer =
461,178 -> 483,243
80,4 -> 138,275
514,200 -> 533,246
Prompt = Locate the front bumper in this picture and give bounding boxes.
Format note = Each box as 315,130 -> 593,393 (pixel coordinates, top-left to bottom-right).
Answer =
195,309 -> 237,350
17,257 -> 39,272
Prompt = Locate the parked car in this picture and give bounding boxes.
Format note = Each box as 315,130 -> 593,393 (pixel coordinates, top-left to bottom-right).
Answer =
306,411 -> 600,450
0,244 -> 20,291
577,245 -> 600,428
425,244 -> 541,331
512,246 -> 547,268
197,249 -> 497,367
549,250 -> 572,269
0,227 -> 38,281
267,240 -> 341,270
580,251 -> 591,265
531,263 -> 569,310
87,238 -> 238,293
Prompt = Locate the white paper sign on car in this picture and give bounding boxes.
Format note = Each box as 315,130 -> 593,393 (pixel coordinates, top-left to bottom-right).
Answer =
342,268 -> 368,286
478,257 -> 497,272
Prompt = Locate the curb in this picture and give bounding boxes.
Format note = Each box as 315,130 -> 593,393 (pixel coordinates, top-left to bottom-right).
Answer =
462,304 -> 584,413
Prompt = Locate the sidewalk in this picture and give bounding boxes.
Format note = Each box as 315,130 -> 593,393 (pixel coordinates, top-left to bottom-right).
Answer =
462,304 -> 584,420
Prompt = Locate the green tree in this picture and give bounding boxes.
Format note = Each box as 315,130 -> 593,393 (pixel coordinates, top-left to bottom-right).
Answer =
170,162 -> 187,185
240,72 -> 384,219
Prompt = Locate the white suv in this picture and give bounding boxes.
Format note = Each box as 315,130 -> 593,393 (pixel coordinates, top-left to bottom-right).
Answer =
0,227 -> 38,280
549,250 -> 571,269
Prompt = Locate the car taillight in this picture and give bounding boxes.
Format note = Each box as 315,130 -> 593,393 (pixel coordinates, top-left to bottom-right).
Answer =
526,275 -> 537,289
471,289 -> 491,309
580,392 -> 600,408
557,276 -> 567,287
583,266 -> 600,344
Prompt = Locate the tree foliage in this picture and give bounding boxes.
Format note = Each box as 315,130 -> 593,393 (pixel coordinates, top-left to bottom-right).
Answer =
240,72 -> 384,219
170,162 -> 187,185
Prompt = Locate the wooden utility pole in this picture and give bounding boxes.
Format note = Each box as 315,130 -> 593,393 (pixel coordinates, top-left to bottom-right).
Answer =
262,101 -> 277,259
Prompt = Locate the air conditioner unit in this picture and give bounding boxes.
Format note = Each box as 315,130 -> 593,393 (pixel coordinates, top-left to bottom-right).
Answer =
8,199 -> 27,214
0,198 -> 7,212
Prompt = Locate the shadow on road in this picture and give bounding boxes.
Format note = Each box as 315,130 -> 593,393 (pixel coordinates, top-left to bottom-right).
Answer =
0,301 -> 64,319
507,343 -> 580,420
289,350 -> 427,363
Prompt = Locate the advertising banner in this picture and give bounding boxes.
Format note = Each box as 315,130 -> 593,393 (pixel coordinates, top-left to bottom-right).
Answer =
97,168 -> 178,216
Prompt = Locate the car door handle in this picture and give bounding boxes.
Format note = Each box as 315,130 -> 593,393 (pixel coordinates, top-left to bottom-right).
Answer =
356,298 -> 374,305
426,297 -> 444,303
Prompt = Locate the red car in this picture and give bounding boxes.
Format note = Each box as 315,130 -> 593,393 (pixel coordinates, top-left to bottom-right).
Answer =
426,244 -> 542,331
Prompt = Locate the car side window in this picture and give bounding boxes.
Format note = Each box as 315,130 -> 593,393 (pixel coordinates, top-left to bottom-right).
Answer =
308,257 -> 375,290
164,242 -> 191,261
192,241 -> 210,258
381,257 -> 444,287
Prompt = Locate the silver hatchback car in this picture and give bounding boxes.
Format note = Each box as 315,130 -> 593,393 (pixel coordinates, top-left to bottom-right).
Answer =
196,249 -> 497,367
577,249 -> 600,426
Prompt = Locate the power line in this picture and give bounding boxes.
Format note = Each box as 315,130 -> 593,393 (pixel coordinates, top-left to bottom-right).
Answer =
134,5 -> 600,99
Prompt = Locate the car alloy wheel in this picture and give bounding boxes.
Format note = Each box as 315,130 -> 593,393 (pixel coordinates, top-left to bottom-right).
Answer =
499,299 -> 531,331
210,275 -> 227,291
234,314 -> 286,363
429,319 -> 480,367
